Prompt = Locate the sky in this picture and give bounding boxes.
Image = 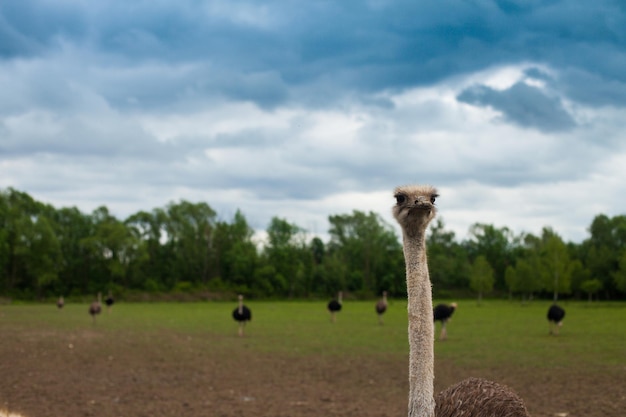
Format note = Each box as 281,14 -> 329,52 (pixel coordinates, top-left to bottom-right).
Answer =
1,0 -> 625,245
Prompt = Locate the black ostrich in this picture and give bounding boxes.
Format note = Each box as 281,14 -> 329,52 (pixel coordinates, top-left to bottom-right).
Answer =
89,293 -> 102,324
105,291 -> 115,313
433,302 -> 457,340
375,290 -> 388,325
232,294 -> 252,337
547,304 -> 565,335
327,291 -> 343,322
57,296 -> 64,309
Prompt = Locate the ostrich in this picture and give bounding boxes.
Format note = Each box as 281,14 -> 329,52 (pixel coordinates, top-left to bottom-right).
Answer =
433,303 -> 457,341
327,291 -> 343,322
547,304 -> 565,335
232,294 -> 252,337
105,291 -> 115,313
392,184 -> 529,417
57,296 -> 64,309
375,290 -> 388,324
89,292 -> 102,324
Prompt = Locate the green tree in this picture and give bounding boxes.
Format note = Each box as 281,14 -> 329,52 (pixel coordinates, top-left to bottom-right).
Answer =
0,193 -> 9,292
162,201 -> 217,287
514,257 -> 544,301
0,188 -> 51,296
428,218 -> 470,297
263,217 -> 308,297
464,223 -> 515,292
580,279 -> 603,302
212,210 -> 258,292
22,215 -> 63,297
582,214 -> 626,298
540,229 -> 572,301
327,210 -> 401,296
50,207 -> 94,295
469,255 -> 494,304
81,207 -> 147,292
125,209 -> 169,290
504,265 -> 517,299
612,250 -> 626,296
569,259 -> 591,298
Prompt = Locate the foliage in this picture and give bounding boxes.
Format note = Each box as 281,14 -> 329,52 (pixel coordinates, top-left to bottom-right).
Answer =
1,187 -> 626,300
469,255 -> 494,303
580,279 -> 603,301
612,250 -> 626,295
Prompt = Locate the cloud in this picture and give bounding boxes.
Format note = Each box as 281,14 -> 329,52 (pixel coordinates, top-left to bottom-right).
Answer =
457,81 -> 576,132
2,0 -> 625,110
1,0 -> 626,244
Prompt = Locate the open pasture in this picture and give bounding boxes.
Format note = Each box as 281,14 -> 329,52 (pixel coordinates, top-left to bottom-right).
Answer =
0,300 -> 624,416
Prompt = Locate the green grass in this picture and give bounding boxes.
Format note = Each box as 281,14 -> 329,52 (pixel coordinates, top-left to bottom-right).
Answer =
2,299 -> 624,372
432,300 -> 626,370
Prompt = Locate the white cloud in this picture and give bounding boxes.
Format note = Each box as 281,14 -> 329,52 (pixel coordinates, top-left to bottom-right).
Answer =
2,1 -> 626,245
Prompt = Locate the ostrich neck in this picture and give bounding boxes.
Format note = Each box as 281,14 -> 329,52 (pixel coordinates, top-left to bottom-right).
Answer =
403,231 -> 435,417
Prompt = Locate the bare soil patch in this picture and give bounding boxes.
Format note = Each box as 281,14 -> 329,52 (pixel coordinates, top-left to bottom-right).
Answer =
1,326 -> 624,417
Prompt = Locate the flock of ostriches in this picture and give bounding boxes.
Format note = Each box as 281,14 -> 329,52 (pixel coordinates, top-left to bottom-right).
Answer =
57,291 -> 115,324
57,184 -> 569,417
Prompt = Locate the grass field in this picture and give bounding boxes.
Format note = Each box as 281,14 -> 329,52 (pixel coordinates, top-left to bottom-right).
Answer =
1,299 -> 625,416
3,299 -> 624,366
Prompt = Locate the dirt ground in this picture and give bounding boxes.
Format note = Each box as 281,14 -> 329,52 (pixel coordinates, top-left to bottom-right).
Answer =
1,325 -> 624,417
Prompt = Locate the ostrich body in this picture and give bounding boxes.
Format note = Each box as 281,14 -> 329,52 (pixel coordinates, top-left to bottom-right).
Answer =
105,291 -> 115,313
232,294 -> 252,336
327,291 -> 343,322
57,296 -> 64,309
375,291 -> 388,324
89,293 -> 102,324
392,185 -> 529,417
547,304 -> 565,335
433,303 -> 457,340
434,377 -> 529,417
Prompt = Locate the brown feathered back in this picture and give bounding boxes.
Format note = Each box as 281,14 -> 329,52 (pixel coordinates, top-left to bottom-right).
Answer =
434,377 -> 530,417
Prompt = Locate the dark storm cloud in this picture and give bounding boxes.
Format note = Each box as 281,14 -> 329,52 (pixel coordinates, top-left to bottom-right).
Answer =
2,0 -> 625,109
0,1 -> 86,57
457,82 -> 576,132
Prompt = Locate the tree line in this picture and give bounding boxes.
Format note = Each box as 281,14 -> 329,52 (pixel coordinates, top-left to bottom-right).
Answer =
1,187 -> 625,301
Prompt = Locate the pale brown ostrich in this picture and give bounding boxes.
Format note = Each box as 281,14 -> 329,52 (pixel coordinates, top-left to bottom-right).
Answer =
375,290 -> 388,324
392,184 -> 529,417
89,292 -> 102,324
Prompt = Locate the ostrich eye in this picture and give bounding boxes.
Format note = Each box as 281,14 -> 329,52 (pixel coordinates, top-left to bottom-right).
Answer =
430,194 -> 438,204
395,194 -> 406,204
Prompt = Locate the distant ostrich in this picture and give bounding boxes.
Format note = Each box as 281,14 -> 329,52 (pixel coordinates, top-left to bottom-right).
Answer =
327,291 -> 343,322
433,302 -> 457,341
392,184 -> 529,417
105,291 -> 115,313
375,290 -> 388,324
232,294 -> 252,337
57,296 -> 64,309
89,292 -> 102,324
547,304 -> 565,335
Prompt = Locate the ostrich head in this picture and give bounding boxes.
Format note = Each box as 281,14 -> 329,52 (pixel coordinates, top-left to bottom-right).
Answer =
392,185 -> 438,236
